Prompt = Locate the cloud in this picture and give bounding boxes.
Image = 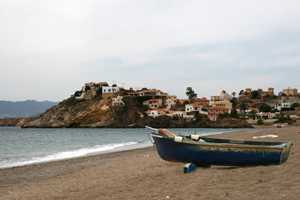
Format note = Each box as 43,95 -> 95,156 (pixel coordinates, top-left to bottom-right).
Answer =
0,0 -> 299,100
82,29 -> 300,97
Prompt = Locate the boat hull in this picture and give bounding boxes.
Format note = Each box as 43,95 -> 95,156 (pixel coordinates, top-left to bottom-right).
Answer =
152,136 -> 292,166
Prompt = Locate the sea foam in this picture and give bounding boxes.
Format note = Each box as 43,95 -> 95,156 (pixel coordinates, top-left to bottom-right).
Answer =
0,142 -> 138,169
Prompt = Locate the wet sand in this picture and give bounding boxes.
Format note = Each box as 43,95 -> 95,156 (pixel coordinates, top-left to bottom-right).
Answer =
0,126 -> 300,200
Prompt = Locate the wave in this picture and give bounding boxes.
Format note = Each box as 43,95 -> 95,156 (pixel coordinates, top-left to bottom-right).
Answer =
0,142 -> 139,169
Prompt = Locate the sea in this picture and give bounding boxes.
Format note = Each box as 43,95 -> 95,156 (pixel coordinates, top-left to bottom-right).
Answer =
0,127 -> 236,169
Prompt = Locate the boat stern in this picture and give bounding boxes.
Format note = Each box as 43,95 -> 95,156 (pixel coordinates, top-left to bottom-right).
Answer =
280,141 -> 293,164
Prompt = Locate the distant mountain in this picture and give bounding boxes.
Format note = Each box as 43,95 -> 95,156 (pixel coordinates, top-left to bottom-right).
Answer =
0,100 -> 57,118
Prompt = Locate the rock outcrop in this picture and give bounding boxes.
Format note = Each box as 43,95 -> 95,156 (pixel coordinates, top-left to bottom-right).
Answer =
20,97 -> 113,128
0,118 -> 23,126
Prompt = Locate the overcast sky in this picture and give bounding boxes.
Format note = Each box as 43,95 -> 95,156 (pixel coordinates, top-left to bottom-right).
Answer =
0,0 -> 300,101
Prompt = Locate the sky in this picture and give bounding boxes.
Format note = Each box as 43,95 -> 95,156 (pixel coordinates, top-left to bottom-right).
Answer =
0,0 -> 300,101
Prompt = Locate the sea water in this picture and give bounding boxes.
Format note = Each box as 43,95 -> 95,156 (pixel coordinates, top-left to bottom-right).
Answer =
0,127 -> 234,169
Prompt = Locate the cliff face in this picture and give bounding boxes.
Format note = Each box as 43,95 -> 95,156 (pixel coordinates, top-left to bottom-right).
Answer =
20,97 -> 114,128
19,96 -> 149,128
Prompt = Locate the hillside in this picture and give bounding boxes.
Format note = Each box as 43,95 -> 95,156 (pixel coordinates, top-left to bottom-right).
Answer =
20,98 -> 112,128
0,100 -> 57,118
20,96 -> 250,128
19,83 -> 251,128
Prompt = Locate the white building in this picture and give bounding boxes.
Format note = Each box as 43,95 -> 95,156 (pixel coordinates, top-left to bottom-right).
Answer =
167,111 -> 194,119
185,103 -> 208,115
275,102 -> 292,111
256,112 -> 277,119
146,110 -> 165,118
281,102 -> 292,109
102,86 -> 120,94
185,104 -> 194,113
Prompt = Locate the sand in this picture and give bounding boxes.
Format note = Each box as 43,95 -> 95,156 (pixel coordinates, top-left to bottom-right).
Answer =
0,126 -> 300,200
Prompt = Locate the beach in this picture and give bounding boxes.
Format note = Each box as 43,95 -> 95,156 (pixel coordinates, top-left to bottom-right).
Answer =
1,126 -> 300,200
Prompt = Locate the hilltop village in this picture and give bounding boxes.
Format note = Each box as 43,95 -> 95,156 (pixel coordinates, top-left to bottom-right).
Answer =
12,82 -> 300,128
75,82 -> 300,122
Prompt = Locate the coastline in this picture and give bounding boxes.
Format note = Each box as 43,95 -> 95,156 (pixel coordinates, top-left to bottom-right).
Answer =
0,128 -> 238,169
0,141 -> 153,170
1,126 -> 299,200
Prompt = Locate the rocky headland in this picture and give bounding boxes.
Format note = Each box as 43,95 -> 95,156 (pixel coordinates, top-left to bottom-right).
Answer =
13,82 -> 251,128
0,118 -> 24,126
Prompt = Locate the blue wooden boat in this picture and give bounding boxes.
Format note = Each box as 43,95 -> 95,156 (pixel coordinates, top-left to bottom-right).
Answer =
146,127 -> 293,166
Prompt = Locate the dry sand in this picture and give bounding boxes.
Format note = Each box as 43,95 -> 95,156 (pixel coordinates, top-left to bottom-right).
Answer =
0,126 -> 300,200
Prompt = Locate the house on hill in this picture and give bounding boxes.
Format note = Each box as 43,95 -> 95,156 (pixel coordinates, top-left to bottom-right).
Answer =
165,96 -> 177,110
185,102 -> 209,115
74,82 -> 109,100
258,88 -> 275,98
210,93 -> 232,114
275,101 -> 292,111
240,87 -> 274,98
208,107 -> 230,121
146,109 -> 194,120
190,97 -> 210,107
124,88 -> 168,97
167,110 -> 194,120
244,88 -> 252,96
146,109 -> 166,118
257,112 -> 277,119
138,88 -> 168,97
265,88 -> 274,96
282,87 -> 298,97
143,99 -> 163,109
102,86 -> 120,98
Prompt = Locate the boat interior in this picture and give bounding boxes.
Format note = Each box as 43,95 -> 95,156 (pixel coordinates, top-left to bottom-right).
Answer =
185,135 -> 288,147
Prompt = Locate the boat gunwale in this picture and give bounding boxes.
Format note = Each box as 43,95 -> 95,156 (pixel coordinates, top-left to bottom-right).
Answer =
151,133 -> 291,152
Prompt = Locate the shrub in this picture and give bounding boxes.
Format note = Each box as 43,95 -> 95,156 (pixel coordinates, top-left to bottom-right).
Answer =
251,90 -> 261,99
257,118 -> 264,125
291,103 -> 300,110
259,103 -> 272,112
275,115 -> 295,124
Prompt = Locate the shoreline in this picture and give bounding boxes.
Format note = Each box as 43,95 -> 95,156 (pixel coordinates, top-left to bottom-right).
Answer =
0,141 -> 153,170
0,128 -> 242,170
0,116 -> 253,129
0,145 -> 155,172
0,124 -> 254,128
